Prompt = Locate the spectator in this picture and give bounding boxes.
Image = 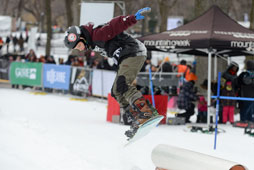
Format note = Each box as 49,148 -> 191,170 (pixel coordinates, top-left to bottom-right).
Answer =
160,58 -> 173,94
46,55 -> 56,64
151,64 -> 157,72
234,60 -> 254,122
71,57 -> 80,67
38,55 -> 46,63
16,55 -> 22,62
36,37 -> 41,50
5,36 -> 11,53
58,58 -> 64,65
11,56 -> 22,89
0,37 -> 3,56
8,55 -> 14,62
200,79 -> 222,123
140,59 -> 151,72
221,62 -> 239,87
161,58 -> 173,72
175,59 -> 189,79
65,55 -> 75,65
77,56 -> 84,66
197,95 -> 208,123
12,35 -> 18,53
219,62 -> 239,123
176,77 -> 198,123
90,57 -> 100,69
25,49 -> 37,62
185,64 -> 198,82
221,81 -> 236,124
18,34 -> 25,52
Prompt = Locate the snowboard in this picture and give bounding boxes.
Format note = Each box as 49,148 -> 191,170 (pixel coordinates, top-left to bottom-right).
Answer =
125,115 -> 164,146
183,124 -> 226,134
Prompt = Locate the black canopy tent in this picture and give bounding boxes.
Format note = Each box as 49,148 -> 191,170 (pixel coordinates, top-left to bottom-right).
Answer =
138,5 -> 254,125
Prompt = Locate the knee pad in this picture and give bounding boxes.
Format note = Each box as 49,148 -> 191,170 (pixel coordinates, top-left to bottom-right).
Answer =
116,75 -> 128,95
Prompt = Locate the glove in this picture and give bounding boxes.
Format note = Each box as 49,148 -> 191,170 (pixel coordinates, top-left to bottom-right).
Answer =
135,7 -> 151,20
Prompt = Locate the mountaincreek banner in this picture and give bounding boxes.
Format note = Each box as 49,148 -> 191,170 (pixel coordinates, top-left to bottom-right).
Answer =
10,62 -> 42,86
43,64 -> 71,90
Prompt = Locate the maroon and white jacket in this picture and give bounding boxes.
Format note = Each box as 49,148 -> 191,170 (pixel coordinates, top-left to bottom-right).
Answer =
79,15 -> 147,65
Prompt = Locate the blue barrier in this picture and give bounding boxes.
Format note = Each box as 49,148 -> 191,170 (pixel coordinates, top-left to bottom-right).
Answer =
211,96 -> 254,101
214,72 -> 221,150
43,64 -> 71,90
149,68 -> 156,107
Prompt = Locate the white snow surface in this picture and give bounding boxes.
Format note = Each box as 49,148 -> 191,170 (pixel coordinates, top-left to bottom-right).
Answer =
0,88 -> 253,170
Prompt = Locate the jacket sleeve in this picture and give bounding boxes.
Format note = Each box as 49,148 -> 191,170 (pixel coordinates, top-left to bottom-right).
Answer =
186,88 -> 198,101
92,15 -> 137,42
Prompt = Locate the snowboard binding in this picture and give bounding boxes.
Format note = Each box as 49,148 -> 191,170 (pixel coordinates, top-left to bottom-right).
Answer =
244,123 -> 254,137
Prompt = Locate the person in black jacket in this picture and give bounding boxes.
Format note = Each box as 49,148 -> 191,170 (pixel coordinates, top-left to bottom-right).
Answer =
234,60 -> 254,122
64,8 -> 160,138
177,78 -> 198,123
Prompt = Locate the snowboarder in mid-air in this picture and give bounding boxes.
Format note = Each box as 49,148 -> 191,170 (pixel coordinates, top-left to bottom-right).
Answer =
64,7 -> 160,140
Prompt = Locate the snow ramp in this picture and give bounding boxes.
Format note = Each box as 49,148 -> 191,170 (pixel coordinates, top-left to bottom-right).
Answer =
152,144 -> 247,170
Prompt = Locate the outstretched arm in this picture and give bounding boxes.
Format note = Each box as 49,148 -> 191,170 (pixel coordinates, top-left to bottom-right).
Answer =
92,15 -> 137,42
92,7 -> 151,42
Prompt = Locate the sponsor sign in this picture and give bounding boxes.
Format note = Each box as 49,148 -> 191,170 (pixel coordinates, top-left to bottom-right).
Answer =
167,17 -> 183,30
0,16 -> 11,37
10,62 -> 42,86
43,64 -> 71,90
70,67 -> 91,95
144,40 -> 190,50
92,69 -> 116,98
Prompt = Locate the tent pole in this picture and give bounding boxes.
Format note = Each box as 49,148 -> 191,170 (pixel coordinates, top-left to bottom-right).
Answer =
214,55 -> 217,81
207,51 -> 212,127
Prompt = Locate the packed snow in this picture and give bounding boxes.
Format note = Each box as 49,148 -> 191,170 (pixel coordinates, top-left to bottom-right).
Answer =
0,88 -> 253,170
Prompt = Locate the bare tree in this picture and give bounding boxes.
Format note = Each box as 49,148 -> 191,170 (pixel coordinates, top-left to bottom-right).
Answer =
23,0 -> 44,23
65,0 -> 74,27
2,0 -> 10,15
16,0 -> 24,19
194,0 -> 204,17
45,0 -> 52,56
250,0 -> 254,29
157,0 -> 177,32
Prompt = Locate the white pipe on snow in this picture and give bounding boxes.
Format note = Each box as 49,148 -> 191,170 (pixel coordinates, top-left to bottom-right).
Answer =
151,144 -> 247,170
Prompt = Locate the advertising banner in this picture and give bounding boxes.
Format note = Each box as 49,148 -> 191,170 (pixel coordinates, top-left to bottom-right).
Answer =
80,2 -> 114,27
43,64 -> 71,90
70,67 -> 91,95
92,69 -> 116,98
10,62 -> 42,86
0,16 -> 12,37
0,59 -> 10,80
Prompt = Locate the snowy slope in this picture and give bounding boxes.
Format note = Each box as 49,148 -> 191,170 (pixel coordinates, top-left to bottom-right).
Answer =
0,88 -> 253,170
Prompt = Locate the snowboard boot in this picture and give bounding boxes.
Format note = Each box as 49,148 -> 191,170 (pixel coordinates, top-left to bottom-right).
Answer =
132,97 -> 159,125
125,97 -> 159,139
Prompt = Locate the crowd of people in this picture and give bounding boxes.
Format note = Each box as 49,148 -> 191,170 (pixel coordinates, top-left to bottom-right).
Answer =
175,60 -> 254,124
0,34 -> 26,55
